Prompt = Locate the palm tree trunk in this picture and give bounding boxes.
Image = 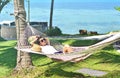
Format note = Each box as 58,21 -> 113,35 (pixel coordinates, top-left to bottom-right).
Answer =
13,0 -> 33,70
49,0 -> 54,29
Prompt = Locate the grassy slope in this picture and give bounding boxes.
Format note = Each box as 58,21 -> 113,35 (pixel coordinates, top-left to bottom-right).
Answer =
0,39 -> 120,78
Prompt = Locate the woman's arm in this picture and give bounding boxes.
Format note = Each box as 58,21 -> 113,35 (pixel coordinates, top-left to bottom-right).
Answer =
29,36 -> 38,45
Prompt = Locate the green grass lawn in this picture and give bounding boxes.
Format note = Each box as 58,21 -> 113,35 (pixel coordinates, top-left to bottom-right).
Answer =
0,38 -> 120,78
0,40 -> 17,78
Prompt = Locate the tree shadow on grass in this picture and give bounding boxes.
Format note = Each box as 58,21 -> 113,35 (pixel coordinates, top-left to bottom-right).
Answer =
31,54 -> 47,60
28,52 -> 87,77
73,40 -> 100,46
102,45 -> 114,50
93,52 -> 120,64
45,67 -> 85,78
0,46 -> 14,49
43,62 -> 89,78
99,70 -> 120,78
0,47 -> 17,68
89,44 -> 120,65
30,53 -> 54,66
0,46 -> 48,68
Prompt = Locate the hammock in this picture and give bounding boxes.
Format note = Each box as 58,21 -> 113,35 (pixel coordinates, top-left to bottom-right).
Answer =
18,46 -> 91,62
17,25 -> 120,62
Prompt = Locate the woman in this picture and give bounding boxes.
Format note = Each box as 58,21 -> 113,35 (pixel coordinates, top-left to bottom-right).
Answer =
29,36 -> 73,54
39,37 -> 61,54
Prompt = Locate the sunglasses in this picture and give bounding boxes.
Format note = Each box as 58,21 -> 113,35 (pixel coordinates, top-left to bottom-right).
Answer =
40,38 -> 46,42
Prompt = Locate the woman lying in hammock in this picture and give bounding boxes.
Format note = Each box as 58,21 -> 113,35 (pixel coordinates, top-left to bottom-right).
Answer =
29,36 -> 73,54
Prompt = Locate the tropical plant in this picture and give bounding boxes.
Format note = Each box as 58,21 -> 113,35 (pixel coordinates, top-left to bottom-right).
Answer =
46,26 -> 62,36
0,0 -> 10,13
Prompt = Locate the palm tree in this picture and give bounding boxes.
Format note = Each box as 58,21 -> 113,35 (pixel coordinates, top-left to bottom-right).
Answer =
13,0 -> 33,70
49,0 -> 54,29
0,0 -> 10,13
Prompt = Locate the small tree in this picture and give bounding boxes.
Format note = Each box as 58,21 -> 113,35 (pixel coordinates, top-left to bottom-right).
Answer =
0,0 -> 10,13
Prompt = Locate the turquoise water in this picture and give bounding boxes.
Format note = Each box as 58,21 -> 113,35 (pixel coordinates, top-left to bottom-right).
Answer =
0,2 -> 120,34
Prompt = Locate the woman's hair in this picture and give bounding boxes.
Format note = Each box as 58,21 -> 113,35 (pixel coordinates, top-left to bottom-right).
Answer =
34,36 -> 41,45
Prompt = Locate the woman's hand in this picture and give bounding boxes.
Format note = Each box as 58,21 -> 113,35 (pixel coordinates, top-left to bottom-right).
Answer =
30,36 -> 39,45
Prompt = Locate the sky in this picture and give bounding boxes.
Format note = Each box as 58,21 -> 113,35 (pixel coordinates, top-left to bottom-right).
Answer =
30,0 -> 120,3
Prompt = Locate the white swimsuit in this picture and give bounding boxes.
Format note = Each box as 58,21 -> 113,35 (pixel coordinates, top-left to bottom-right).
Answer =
41,45 -> 58,54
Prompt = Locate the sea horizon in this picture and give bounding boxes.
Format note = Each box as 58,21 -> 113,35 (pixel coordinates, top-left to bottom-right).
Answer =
0,1 -> 120,34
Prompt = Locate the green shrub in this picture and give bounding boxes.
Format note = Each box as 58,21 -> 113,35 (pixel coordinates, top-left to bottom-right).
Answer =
45,26 -> 62,36
0,37 -> 5,41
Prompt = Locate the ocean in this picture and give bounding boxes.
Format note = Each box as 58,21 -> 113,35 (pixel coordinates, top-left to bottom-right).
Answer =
0,1 -> 120,34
